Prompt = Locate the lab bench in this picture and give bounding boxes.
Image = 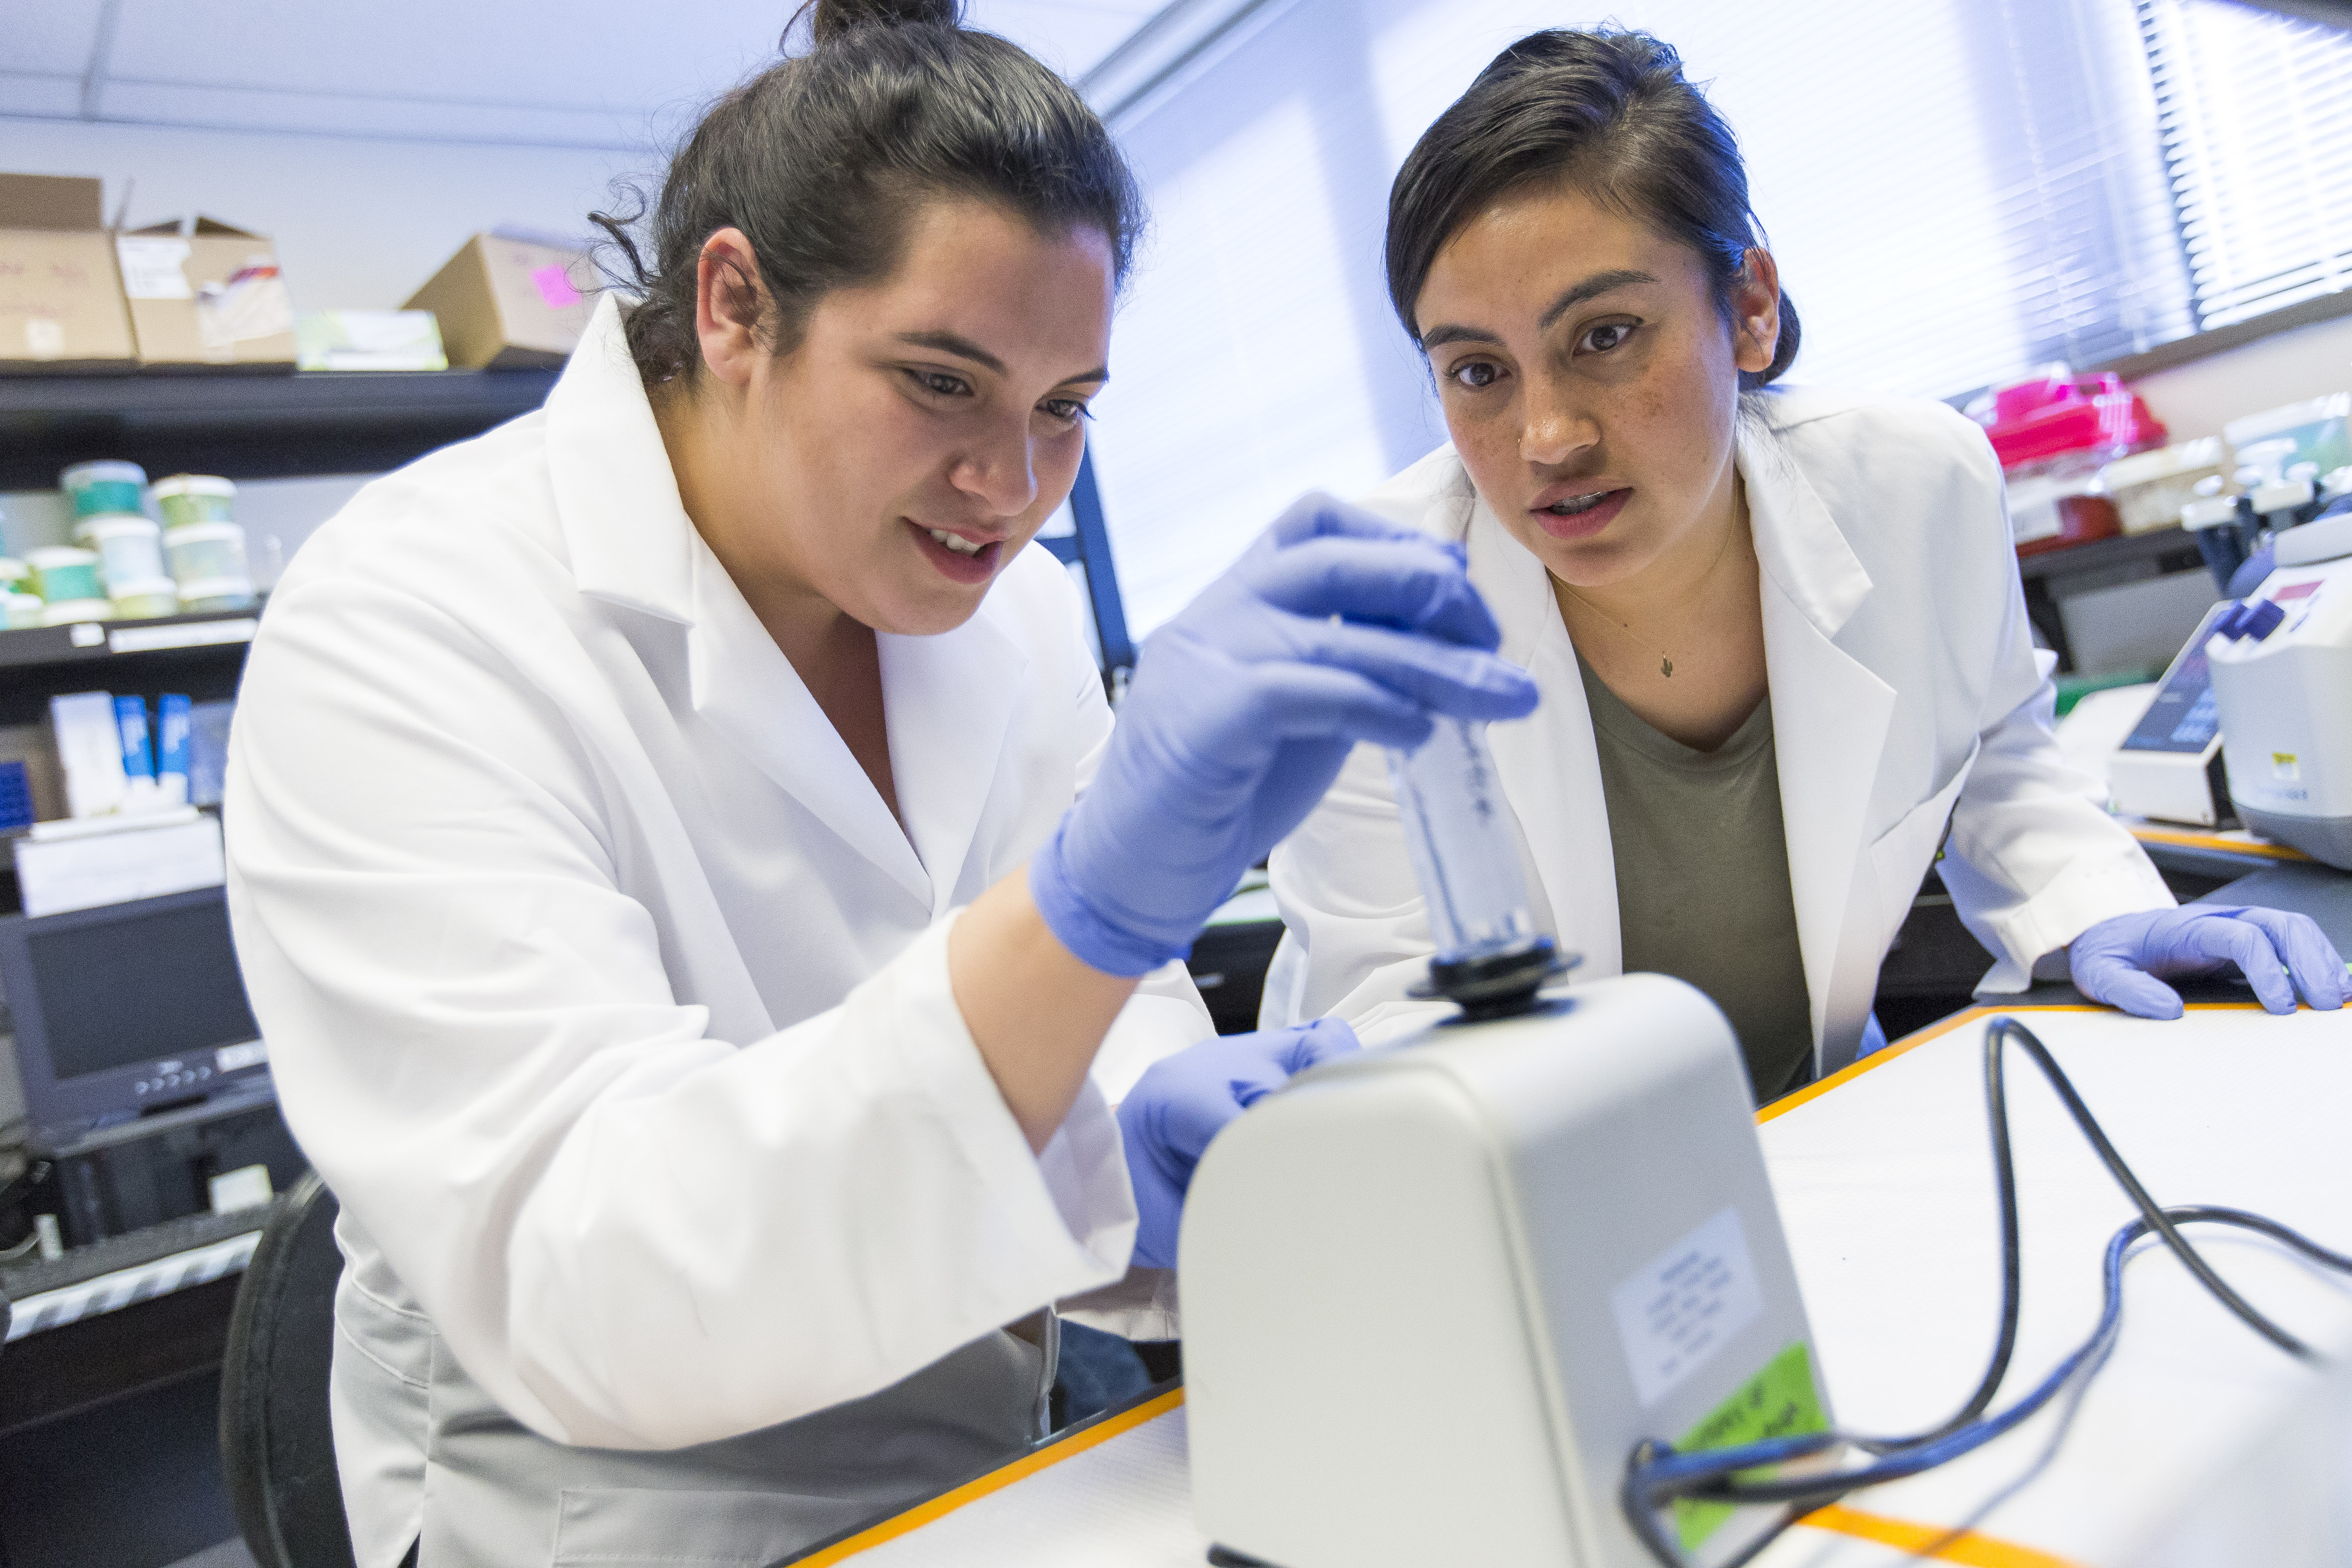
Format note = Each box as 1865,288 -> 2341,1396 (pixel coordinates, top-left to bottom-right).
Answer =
779,997 -> 2352,1568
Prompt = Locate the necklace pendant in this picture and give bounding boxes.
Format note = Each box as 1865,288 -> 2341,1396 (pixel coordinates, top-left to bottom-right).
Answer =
1661,656 -> 1674,678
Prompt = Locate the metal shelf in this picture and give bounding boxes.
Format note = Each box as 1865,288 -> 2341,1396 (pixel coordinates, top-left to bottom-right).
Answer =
0,368 -> 557,489
2015,526 -> 2204,583
0,608 -> 258,672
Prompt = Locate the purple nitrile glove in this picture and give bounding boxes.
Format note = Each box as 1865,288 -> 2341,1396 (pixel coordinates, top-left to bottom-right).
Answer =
1029,493 -> 1539,977
2069,905 -> 2349,1020
1117,1018 -> 1360,1269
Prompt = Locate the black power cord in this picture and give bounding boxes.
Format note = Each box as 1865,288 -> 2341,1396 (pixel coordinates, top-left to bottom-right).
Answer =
1621,1015 -> 2352,1567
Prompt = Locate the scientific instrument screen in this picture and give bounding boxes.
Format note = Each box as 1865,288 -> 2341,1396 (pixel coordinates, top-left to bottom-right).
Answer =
30,899 -> 260,1081
2119,603 -> 2234,755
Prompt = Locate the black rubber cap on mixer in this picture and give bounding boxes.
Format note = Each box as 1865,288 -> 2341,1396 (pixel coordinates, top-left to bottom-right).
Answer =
1408,934 -> 1574,1021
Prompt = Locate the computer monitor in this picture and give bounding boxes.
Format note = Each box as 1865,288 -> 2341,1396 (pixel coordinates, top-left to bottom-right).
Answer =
1,886 -> 269,1141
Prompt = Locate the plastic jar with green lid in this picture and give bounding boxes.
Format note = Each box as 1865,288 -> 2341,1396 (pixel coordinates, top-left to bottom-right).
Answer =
60,461 -> 150,519
152,474 -> 237,530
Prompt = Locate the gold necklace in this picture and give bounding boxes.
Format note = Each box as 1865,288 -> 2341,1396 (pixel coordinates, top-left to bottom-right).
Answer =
1555,522 -> 1740,680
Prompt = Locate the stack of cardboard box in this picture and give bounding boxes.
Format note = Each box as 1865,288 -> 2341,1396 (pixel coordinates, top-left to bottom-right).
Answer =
0,171 -> 597,377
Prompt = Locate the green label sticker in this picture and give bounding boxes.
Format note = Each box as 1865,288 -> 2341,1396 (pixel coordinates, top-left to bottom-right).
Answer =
1672,1341 -> 1829,1553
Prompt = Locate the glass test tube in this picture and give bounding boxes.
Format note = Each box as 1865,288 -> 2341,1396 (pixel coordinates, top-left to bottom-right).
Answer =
1385,716 -> 1541,964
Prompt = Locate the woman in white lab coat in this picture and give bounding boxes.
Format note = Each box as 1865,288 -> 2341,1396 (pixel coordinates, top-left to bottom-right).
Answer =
224,5 -> 1533,1565
1266,28 -> 2344,1098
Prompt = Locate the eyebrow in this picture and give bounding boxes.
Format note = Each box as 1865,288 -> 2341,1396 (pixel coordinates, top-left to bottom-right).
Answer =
894,330 -> 1109,388
1417,267 -> 1662,351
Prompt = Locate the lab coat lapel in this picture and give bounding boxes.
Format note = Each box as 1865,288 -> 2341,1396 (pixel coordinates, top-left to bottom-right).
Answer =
685,543 -> 934,909
1744,426 -> 1894,1063
1469,501 -> 1624,977
545,297 -> 932,906
544,295 -> 695,627
880,600 -> 1027,920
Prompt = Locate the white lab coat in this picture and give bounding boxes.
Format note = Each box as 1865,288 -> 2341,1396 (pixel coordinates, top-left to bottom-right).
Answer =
1265,387 -> 2174,1075
226,296 -> 1210,1565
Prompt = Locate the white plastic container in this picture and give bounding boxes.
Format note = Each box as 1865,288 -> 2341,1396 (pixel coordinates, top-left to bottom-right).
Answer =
2098,437 -> 2232,534
2,591 -> 46,629
80,514 -> 168,597
162,522 -> 254,603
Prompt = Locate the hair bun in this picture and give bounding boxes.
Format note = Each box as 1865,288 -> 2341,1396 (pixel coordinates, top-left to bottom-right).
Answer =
809,0 -> 961,43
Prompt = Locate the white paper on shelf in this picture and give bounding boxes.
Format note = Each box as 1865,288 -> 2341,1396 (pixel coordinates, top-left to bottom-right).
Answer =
108,618 -> 258,655
13,812 -> 224,916
49,691 -> 127,818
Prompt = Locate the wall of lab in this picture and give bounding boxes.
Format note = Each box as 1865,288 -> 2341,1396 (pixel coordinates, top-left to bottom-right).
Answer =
0,116 -> 643,315
2131,312 -> 2352,446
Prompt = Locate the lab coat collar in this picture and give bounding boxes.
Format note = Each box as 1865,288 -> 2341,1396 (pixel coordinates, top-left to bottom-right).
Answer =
881,605 -> 1029,920
1740,404 -> 1893,1066
672,496 -> 1032,920
682,538 -> 932,909
546,295 -> 1029,912
544,294 -> 697,627
1740,399 -> 1874,640
542,300 -> 926,897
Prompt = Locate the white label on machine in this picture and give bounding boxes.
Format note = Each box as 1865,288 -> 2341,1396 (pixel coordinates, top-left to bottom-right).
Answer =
1611,1204 -> 1764,1408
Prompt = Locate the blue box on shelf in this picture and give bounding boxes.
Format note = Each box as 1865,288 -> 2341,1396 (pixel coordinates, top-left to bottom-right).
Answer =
0,760 -> 34,832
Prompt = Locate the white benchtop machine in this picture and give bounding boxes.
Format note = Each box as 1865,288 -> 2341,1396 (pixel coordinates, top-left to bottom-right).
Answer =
1180,719 -> 1832,1568
2209,511 -> 2352,868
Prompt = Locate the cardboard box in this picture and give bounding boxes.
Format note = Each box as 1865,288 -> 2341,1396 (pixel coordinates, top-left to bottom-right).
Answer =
0,173 -> 138,374
403,233 -> 595,369
115,215 -> 297,373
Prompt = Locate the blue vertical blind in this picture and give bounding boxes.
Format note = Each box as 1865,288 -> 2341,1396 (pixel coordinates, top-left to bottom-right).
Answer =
1086,0 -> 2343,636
2138,0 -> 2352,329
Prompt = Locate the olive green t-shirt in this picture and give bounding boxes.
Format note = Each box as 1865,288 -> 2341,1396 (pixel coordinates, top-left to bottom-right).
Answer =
1578,655 -> 1814,1102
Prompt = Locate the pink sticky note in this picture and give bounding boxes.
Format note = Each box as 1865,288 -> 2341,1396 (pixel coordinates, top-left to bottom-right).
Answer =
530,263 -> 582,309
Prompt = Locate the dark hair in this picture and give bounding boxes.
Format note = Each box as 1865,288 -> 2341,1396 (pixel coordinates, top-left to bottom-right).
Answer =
1386,29 -> 1799,392
593,0 -> 1142,391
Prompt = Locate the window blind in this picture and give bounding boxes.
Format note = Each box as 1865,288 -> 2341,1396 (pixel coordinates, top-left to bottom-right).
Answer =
2138,0 -> 2352,329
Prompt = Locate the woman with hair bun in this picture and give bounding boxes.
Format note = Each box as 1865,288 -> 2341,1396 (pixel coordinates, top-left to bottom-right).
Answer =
1268,29 -> 2341,1100
225,2 -> 1534,1562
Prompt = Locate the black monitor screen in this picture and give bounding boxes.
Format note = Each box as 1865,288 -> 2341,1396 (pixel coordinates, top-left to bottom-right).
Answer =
28,900 -> 260,1080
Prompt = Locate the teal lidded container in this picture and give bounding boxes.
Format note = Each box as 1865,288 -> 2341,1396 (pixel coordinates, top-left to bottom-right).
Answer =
60,461 -> 150,520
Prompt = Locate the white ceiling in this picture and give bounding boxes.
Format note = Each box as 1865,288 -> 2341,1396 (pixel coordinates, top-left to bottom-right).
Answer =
0,0 -> 1167,149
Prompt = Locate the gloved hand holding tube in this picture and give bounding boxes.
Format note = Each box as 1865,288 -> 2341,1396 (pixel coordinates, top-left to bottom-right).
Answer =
1030,492 -> 1538,977
1028,494 -> 1537,1247
2070,905 -> 2348,1020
